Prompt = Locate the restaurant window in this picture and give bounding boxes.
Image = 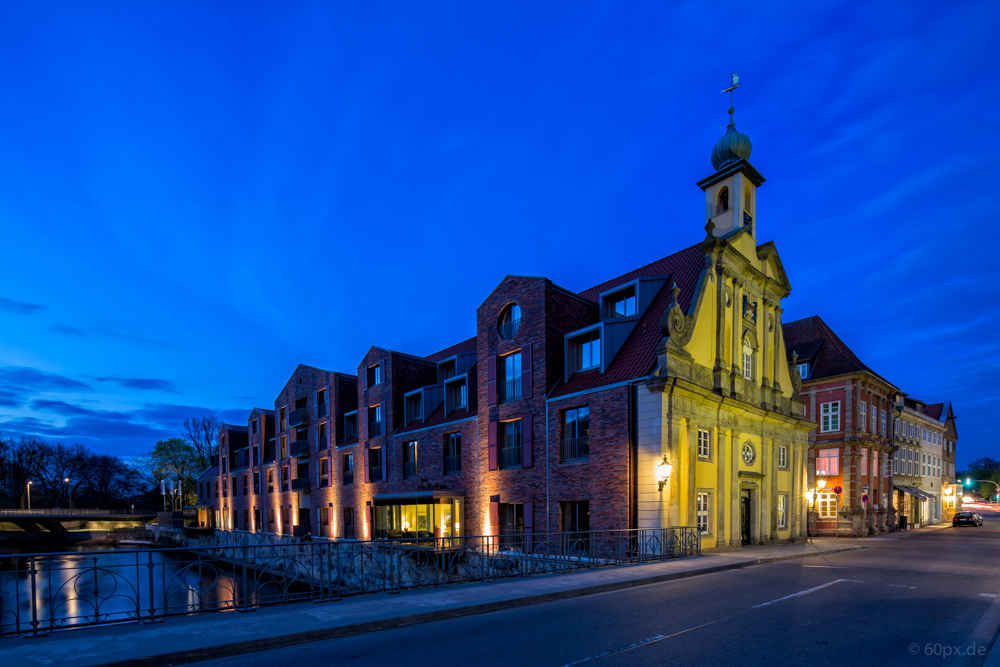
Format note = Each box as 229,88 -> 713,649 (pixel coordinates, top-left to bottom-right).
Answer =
373,495 -> 464,542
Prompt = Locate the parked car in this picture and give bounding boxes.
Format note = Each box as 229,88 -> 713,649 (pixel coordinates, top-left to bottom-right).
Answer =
952,511 -> 983,527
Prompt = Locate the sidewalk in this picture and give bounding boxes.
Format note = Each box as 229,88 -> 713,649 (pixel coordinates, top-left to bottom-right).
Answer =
2,539 -> 874,667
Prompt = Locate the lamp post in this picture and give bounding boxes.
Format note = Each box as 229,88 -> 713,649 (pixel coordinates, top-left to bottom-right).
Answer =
64,477 -> 72,511
27,480 -> 33,511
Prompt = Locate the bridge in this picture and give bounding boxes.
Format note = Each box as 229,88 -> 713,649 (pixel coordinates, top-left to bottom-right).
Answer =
0,508 -> 157,533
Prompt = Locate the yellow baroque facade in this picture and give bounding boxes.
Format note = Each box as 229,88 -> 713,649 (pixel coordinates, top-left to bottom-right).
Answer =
636,110 -> 814,547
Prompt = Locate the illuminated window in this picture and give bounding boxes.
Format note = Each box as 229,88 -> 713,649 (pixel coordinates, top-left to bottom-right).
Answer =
816,448 -> 840,475
817,492 -> 837,519
697,492 -> 710,533
778,494 -> 787,528
697,429 -> 711,460
860,448 -> 868,475
742,338 -> 753,380
778,445 -> 788,469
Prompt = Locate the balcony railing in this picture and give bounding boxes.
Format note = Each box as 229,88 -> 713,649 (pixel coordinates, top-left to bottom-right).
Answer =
499,445 -> 522,469
318,475 -> 329,489
317,402 -> 329,418
368,421 -> 382,438
444,454 -> 461,474
369,466 -> 383,483
561,436 -> 590,461
499,317 -> 521,340
289,408 -> 308,428
403,461 -> 416,479
343,470 -> 354,486
291,478 -> 310,493
289,440 -> 309,458
501,377 -> 522,402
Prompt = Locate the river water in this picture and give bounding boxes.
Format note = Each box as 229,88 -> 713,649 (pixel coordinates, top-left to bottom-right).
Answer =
0,544 -> 258,634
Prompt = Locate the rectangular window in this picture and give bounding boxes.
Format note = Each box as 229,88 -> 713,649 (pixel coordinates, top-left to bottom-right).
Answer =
280,406 -> 287,431
860,402 -> 866,432
562,407 -> 590,461
343,507 -> 355,539
742,347 -> 752,380
872,407 -> 877,433
403,440 -> 417,479
797,363 -> 809,380
268,508 -> 274,530
860,448 -> 868,475
873,450 -> 879,477
696,492 -> 710,533
281,465 -> 289,491
368,405 -> 383,437
254,508 -> 261,531
343,453 -> 354,485
267,469 -> 274,493
406,393 -> 422,425
368,447 -> 383,482
253,471 -> 261,495
820,402 -> 840,433
502,352 -> 523,401
816,448 -> 840,475
577,334 -> 601,371
881,410 -> 887,437
818,492 -> 837,519
242,474 -> 248,495
319,457 -> 329,488
778,445 -> 788,469
447,380 -> 467,411
777,494 -> 787,528
499,420 -> 523,469
697,429 -> 711,460
280,435 -> 288,459
608,287 -> 637,318
252,418 -> 258,434
222,477 -> 228,497
444,433 -> 462,474
367,364 -> 382,386
318,422 -> 327,449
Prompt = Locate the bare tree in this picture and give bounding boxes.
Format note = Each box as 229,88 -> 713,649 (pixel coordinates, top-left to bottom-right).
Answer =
183,415 -> 222,469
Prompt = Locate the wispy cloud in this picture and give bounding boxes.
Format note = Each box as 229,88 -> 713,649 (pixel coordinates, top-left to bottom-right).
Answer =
47,324 -> 167,347
95,376 -> 179,393
0,296 -> 45,315
0,366 -> 91,393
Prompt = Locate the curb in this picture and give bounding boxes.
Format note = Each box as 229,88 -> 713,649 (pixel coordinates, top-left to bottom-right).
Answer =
94,545 -> 866,667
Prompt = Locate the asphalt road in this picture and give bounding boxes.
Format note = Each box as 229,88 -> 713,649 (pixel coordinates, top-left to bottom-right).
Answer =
194,506 -> 1000,667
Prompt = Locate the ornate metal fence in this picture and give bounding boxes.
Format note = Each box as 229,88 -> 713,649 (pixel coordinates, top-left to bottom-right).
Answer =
0,527 -> 698,637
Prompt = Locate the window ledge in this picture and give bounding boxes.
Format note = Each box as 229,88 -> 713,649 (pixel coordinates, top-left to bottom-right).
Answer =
499,465 -> 523,471
560,457 -> 589,464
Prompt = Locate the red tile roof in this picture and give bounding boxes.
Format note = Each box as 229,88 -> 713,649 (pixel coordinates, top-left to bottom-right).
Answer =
554,242 -> 706,397
782,315 -> 896,388
425,336 -> 478,363
922,403 -> 944,421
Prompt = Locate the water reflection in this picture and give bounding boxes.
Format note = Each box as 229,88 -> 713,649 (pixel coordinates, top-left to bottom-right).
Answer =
0,545 -> 253,634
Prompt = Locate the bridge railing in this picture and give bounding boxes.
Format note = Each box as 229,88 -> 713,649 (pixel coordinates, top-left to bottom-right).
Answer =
0,527 -> 700,637
0,509 -> 147,517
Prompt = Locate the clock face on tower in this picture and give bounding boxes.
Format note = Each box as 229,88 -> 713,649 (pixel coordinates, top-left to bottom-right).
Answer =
742,442 -> 756,465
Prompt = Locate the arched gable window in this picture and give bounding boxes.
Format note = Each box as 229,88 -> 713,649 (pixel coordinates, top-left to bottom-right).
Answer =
742,337 -> 753,380
716,187 -> 729,215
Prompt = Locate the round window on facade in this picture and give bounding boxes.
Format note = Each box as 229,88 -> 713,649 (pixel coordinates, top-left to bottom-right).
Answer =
498,304 -> 521,340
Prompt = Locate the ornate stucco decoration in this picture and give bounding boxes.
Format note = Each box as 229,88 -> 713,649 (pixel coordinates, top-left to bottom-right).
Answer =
789,350 -> 802,399
742,294 -> 757,324
662,283 -> 696,351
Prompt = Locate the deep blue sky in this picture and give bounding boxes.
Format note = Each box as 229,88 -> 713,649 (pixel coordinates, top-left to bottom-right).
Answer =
0,1 -> 996,465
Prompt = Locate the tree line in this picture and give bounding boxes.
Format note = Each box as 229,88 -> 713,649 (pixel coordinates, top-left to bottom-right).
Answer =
0,415 -> 221,510
958,457 -> 1000,501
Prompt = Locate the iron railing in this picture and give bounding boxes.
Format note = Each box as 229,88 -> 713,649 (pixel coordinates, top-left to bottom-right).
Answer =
343,470 -> 354,486
291,478 -> 310,492
561,436 -> 590,461
289,409 -> 308,428
289,440 -> 309,458
499,445 -> 522,469
368,421 -> 382,438
369,466 -> 384,483
444,455 -> 461,474
499,317 -> 521,340
0,527 -> 699,637
501,377 -> 522,402
0,509 -> 145,516
317,402 -> 329,418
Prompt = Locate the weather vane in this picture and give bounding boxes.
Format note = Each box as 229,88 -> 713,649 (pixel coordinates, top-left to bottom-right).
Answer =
721,72 -> 740,108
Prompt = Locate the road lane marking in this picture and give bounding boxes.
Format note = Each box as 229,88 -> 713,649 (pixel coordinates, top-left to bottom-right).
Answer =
978,593 -> 998,598
889,584 -> 917,589
752,579 -> 847,608
563,579 -> 855,665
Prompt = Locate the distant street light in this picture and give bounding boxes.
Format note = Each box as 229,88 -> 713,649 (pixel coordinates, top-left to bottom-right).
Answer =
64,477 -> 73,511
27,480 -> 33,511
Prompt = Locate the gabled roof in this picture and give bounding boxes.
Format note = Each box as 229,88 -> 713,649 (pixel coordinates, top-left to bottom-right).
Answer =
923,403 -> 946,421
425,336 -> 478,363
335,372 -> 358,384
554,242 -> 706,397
197,467 -> 218,481
782,315 -> 897,389
224,424 -> 248,433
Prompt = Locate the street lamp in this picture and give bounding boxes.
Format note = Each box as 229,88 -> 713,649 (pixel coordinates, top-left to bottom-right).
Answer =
887,401 -> 905,530
64,477 -> 72,511
27,480 -> 33,511
657,456 -> 673,493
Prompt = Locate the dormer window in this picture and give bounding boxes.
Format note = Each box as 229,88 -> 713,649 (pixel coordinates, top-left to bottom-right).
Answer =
577,333 -> 601,371
447,379 -> 467,411
405,393 -> 422,425
797,363 -> 809,380
498,304 -> 521,340
440,360 -> 456,380
606,287 -> 636,319
716,186 -> 729,215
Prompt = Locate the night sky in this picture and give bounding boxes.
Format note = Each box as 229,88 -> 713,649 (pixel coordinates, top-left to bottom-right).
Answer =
0,2 -> 996,465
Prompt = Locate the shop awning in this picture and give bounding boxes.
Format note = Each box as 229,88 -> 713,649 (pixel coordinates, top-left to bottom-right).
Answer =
894,485 -> 935,501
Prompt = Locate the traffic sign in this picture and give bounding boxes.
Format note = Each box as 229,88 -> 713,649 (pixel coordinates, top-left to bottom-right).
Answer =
861,494 -> 870,504
833,486 -> 843,495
